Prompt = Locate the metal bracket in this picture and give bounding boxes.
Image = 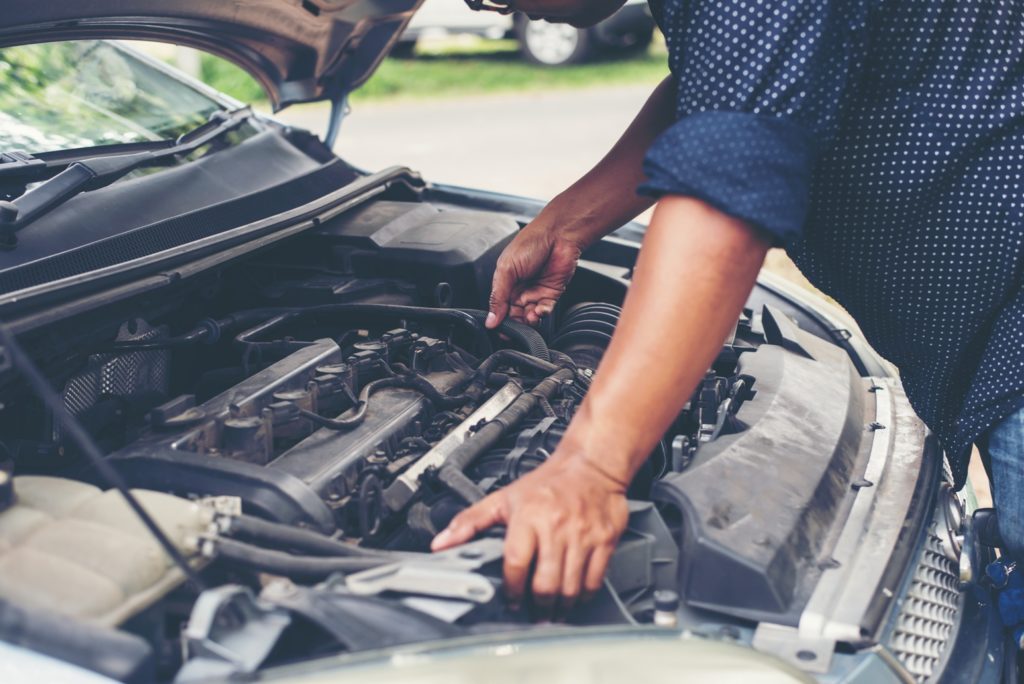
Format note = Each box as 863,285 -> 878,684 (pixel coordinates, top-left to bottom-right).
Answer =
761,305 -> 815,360
412,536 -> 505,571
177,585 -> 291,682
346,563 -> 496,603
752,623 -> 835,674
324,95 -> 350,149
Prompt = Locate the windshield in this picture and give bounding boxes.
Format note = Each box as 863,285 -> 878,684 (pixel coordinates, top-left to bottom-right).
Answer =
0,40 -> 225,153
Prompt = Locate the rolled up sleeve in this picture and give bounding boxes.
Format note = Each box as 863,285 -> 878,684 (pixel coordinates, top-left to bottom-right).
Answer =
639,0 -> 868,244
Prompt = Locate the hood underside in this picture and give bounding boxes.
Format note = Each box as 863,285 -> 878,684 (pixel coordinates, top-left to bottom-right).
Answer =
0,0 -> 423,109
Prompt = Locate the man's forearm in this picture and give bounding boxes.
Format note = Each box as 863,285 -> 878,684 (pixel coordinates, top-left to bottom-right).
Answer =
554,196 -> 771,482
543,76 -> 677,248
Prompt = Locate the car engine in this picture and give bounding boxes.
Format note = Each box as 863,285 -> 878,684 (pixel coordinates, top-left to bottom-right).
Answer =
105,300 -> 673,542
0,195 -> 884,682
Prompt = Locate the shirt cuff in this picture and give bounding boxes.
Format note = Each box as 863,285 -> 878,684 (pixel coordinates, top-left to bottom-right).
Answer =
638,111 -> 817,245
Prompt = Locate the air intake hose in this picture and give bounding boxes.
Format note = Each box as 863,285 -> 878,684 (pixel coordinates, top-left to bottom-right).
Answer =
460,309 -> 550,361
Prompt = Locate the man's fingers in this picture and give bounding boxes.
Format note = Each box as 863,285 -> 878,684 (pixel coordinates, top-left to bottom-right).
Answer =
503,522 -> 537,607
555,543 -> 587,618
487,263 -> 518,329
530,530 -> 566,617
512,294 -> 557,327
431,493 -> 505,551
583,544 -> 614,596
512,290 -> 559,310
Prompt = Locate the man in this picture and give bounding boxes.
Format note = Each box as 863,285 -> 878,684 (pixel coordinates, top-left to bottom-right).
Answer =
432,0 -> 1024,618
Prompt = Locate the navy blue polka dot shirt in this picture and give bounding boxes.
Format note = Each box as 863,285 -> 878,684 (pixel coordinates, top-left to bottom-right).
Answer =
638,0 -> 1024,486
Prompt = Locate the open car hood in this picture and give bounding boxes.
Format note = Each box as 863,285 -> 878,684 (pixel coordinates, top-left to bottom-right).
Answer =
0,0 -> 422,110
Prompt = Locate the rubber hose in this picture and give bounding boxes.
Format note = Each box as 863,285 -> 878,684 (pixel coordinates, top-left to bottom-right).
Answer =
458,349 -> 566,401
233,304 -> 492,355
445,367 -> 575,474
437,466 -> 487,504
379,374 -> 473,409
103,310 -> 286,352
298,375 -> 472,431
474,349 -> 563,379
213,537 -> 388,581
460,309 -> 550,361
222,515 -> 388,558
108,305 -> 530,358
299,404 -> 368,430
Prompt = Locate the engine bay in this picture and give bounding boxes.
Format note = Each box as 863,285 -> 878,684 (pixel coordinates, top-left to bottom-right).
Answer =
0,193 -> 882,682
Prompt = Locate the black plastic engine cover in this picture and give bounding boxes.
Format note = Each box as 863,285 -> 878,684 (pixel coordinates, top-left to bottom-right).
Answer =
651,309 -> 875,623
311,201 -> 518,308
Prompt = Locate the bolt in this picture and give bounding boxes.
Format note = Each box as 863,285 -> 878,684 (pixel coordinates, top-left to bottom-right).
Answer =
819,558 -> 841,570
717,625 -> 741,641
262,577 -> 297,600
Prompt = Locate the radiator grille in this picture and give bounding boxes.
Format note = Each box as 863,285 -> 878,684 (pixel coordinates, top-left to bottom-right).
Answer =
888,524 -> 960,682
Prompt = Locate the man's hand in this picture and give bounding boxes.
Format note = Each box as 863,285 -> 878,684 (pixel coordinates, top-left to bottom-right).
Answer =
487,220 -> 583,329
483,76 -> 680,330
431,452 -> 629,616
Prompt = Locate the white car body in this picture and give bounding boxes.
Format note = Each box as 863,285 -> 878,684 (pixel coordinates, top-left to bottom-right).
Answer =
400,0 -> 655,66
404,0 -> 514,40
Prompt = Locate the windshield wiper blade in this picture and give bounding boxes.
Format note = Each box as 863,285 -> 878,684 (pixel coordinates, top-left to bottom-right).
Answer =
0,107 -> 253,249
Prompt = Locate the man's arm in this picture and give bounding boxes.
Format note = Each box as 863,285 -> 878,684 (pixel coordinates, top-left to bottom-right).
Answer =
434,195 -> 771,611
485,76 -> 677,327
548,75 -> 677,247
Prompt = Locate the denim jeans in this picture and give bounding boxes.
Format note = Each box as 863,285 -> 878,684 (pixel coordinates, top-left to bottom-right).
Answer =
981,400 -> 1024,563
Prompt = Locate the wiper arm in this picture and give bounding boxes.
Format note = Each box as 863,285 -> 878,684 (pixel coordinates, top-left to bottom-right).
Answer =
0,107 -> 253,249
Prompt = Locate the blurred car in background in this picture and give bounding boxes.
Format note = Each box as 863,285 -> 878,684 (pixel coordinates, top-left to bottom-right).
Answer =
398,0 -> 655,65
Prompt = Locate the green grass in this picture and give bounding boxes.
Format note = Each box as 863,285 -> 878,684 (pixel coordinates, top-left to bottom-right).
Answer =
355,40 -> 667,102
199,38 -> 668,105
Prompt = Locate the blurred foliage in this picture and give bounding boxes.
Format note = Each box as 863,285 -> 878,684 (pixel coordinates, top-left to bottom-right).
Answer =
0,41 -> 222,153
0,34 -> 668,149
199,53 -> 268,104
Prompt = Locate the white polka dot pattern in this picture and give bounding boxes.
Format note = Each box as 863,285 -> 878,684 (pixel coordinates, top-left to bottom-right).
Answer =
639,0 -> 1024,485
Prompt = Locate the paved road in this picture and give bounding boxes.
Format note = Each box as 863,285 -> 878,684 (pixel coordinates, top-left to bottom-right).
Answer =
276,85 -> 654,201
